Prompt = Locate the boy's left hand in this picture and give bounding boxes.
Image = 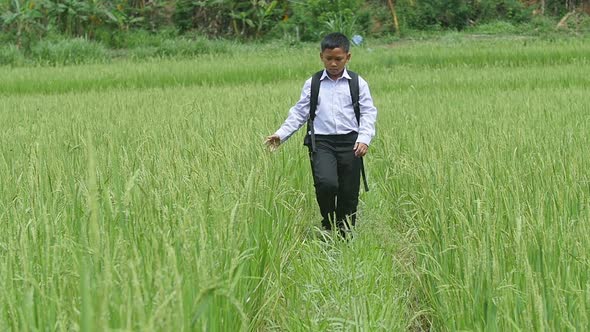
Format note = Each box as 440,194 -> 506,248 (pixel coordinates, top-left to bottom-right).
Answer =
354,143 -> 368,157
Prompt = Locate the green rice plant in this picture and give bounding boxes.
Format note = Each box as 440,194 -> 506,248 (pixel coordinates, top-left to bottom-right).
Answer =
1,36 -> 590,331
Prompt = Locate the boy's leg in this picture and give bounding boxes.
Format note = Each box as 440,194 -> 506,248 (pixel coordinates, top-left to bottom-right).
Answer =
335,145 -> 362,231
310,142 -> 338,230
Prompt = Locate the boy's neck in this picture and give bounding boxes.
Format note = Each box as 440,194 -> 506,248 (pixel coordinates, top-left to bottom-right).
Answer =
327,69 -> 345,80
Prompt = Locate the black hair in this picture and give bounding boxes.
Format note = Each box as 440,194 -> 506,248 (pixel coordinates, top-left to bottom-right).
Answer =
321,32 -> 350,53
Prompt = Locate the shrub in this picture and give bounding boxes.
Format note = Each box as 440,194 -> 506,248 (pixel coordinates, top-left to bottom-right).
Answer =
527,15 -> 557,34
578,13 -> 590,33
149,36 -> 229,58
289,0 -> 368,41
0,45 -> 26,66
97,28 -> 178,49
476,0 -> 531,24
174,0 -> 282,38
128,46 -> 159,60
469,20 -> 520,34
30,38 -> 109,66
408,0 -> 473,30
399,0 -> 532,31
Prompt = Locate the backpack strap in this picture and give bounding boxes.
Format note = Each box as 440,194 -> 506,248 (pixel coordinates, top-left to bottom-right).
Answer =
347,70 -> 361,124
306,70 -> 324,152
309,70 -> 323,121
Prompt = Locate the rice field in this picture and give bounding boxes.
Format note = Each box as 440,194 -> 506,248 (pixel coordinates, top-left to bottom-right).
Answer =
1,36 -> 590,331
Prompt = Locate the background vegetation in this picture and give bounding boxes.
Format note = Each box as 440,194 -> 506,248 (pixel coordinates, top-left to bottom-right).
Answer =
1,35 -> 590,330
1,0 -> 590,66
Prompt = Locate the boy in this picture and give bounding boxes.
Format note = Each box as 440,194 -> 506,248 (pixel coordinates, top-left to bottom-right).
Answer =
266,32 -> 377,236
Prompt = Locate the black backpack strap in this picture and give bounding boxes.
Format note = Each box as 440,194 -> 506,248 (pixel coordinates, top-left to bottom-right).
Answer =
309,70 -> 323,121
306,70 -> 324,152
347,71 -> 369,192
347,71 -> 361,124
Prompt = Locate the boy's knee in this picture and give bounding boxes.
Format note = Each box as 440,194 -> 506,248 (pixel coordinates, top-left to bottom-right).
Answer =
316,178 -> 338,195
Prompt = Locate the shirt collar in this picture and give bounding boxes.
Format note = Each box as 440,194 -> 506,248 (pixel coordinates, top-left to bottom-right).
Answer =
320,68 -> 351,81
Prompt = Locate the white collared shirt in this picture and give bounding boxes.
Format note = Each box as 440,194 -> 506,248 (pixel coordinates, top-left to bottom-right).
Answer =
274,68 -> 377,145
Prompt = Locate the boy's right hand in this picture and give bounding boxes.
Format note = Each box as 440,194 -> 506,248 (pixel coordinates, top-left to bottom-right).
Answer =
265,135 -> 281,151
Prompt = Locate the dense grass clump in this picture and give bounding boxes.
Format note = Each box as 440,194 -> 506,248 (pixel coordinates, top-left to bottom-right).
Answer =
0,45 -> 25,66
1,36 -> 589,330
30,38 -> 110,66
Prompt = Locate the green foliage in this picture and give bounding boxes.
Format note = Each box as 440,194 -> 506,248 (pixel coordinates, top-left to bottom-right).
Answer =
30,37 -> 108,65
579,13 -> 590,33
288,0 -> 368,41
526,15 -> 557,34
122,0 -> 174,31
543,0 -> 585,16
0,0 -> 589,50
0,0 -> 46,48
41,0 -> 115,36
362,0 -> 397,36
410,0 -> 472,29
0,31 -> 232,66
396,0 -> 531,31
116,32 -> 231,59
467,20 -> 520,34
557,11 -> 590,34
154,37 -> 227,57
475,0 -> 531,24
94,28 -> 177,49
0,44 -> 26,66
174,0 -> 282,38
0,0 -> 178,49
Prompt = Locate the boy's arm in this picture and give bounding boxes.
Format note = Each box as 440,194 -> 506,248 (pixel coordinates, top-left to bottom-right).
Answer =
273,78 -> 312,143
356,76 -> 377,146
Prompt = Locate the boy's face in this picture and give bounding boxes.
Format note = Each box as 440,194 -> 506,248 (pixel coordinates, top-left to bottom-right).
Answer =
320,47 -> 351,79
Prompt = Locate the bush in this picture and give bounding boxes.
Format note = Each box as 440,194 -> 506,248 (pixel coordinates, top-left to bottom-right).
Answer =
0,0 -> 587,42
30,38 -> 109,66
408,0 -> 473,30
363,1 -> 397,36
174,0 -> 282,38
469,21 -> 520,34
527,15 -> 557,34
154,37 -> 229,57
476,0 -> 531,24
128,46 -> 159,60
95,28 -> 178,49
289,0 -> 369,41
399,0 -> 532,31
0,45 -> 26,66
579,13 -> 590,33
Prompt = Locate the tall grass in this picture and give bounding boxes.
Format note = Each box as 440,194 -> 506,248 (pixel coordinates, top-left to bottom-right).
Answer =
1,36 -> 589,330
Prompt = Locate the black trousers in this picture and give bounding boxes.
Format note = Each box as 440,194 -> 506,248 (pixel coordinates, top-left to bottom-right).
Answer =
309,132 -> 361,231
